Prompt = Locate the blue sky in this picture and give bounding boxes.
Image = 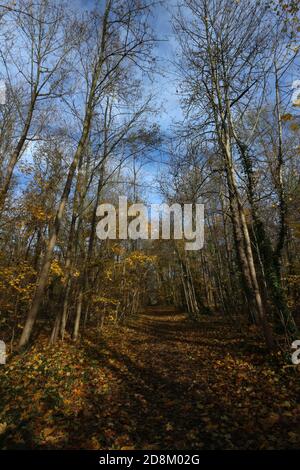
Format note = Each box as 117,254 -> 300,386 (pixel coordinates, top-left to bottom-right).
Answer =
74,0 -> 181,204
75,0 -> 181,129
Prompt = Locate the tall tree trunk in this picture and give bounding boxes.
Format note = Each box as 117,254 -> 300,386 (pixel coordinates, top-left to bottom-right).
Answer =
18,0 -> 112,348
73,289 -> 83,341
231,119 -> 297,337
222,134 -> 274,349
0,94 -> 37,213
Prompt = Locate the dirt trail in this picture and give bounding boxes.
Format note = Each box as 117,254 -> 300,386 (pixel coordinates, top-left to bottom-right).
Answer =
75,306 -> 299,450
1,306 -> 299,449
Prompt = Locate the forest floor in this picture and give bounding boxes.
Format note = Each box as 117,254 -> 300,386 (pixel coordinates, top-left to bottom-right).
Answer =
0,306 -> 300,450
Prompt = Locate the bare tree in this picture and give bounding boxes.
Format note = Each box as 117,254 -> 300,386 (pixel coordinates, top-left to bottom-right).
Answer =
19,0 -> 156,347
0,0 -> 74,213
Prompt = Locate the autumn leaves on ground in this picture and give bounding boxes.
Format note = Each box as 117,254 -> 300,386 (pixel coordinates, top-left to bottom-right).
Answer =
0,306 -> 299,450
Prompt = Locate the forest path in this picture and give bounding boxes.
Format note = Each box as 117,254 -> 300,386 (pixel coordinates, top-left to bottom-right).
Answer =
1,306 -> 299,449
72,306 -> 299,449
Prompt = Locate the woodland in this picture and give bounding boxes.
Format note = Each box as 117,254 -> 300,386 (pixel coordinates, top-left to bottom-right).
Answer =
0,0 -> 299,450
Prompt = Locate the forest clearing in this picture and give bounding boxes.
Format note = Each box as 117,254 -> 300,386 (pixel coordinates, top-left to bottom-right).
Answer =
0,0 -> 300,455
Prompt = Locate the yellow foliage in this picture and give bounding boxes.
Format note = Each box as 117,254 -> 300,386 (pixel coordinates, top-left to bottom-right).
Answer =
26,202 -> 52,222
125,251 -> 156,268
92,296 -> 118,305
50,260 -> 64,278
281,113 -> 293,121
0,262 -> 36,301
